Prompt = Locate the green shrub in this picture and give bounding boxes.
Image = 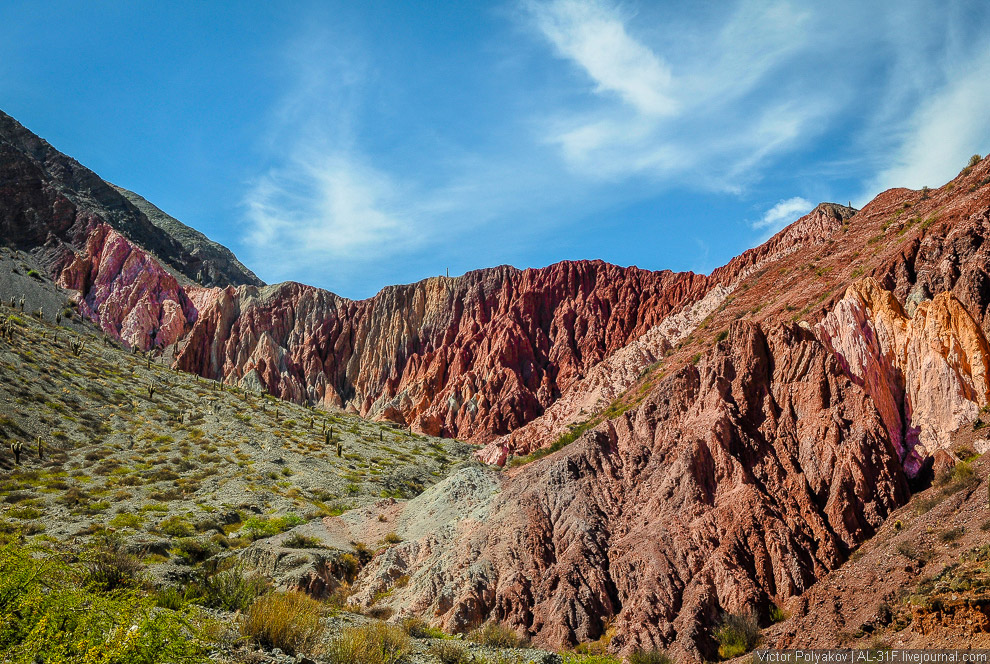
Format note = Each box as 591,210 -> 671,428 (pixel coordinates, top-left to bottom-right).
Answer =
284,533 -> 323,548
769,604 -> 788,623
155,586 -> 186,610
159,515 -> 195,537
713,610 -> 759,659
714,330 -> 729,343
109,512 -> 144,529
324,622 -> 411,664
402,615 -> 446,639
428,640 -> 471,664
188,564 -> 270,612
561,655 -> 621,664
0,544 -> 208,662
172,537 -> 218,565
241,591 -> 324,656
82,539 -> 143,591
468,621 -> 526,648
242,514 -> 305,539
629,650 -> 675,664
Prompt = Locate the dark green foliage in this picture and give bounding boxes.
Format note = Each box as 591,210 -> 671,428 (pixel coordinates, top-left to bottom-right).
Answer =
81,538 -> 144,591
186,563 -> 270,612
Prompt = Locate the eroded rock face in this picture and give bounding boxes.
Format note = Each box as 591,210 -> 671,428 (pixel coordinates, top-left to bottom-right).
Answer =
58,223 -> 197,349
171,262 -> 709,441
333,321 -> 909,660
818,277 -> 990,475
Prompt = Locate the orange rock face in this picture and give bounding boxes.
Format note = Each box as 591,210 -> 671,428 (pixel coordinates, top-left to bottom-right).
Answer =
819,278 -> 990,475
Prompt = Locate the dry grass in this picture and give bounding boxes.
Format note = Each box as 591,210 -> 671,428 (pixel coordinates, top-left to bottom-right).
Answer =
468,621 -> 527,648
323,622 -> 411,664
241,591 -> 324,656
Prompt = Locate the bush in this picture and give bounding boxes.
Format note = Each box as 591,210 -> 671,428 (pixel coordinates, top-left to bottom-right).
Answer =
242,514 -> 305,539
284,533 -> 323,548
82,539 -> 143,591
468,621 -> 526,648
713,610 -> 760,659
172,537 -> 218,565
159,515 -> 195,537
402,615 -> 445,639
0,544 -> 208,662
109,512 -> 144,529
189,563 -> 270,612
155,586 -> 186,610
769,604 -> 788,623
383,531 -> 402,544
970,154 -> 983,168
896,541 -> 932,563
241,591 -> 324,656
940,527 -> 965,543
629,650 -> 675,664
429,640 -> 472,664
324,622 -> 411,664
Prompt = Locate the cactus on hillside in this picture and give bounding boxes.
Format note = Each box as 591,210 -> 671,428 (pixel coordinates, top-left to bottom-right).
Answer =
10,440 -> 23,465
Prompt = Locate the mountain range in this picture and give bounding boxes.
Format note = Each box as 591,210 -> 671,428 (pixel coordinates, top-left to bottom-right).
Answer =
3,108 -> 990,660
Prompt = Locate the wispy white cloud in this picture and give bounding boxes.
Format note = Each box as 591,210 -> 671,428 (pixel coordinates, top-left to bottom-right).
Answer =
525,0 -> 823,189
241,0 -> 990,295
867,48 -> 990,195
245,151 -> 414,264
753,196 -> 813,232
529,0 -> 677,116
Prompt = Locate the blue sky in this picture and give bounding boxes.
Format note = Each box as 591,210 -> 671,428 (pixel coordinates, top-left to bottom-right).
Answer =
2,1 -> 990,298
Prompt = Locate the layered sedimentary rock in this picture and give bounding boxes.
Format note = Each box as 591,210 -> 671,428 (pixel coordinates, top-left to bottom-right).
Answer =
479,203 -> 857,462
331,321 -> 909,660
58,223 -> 196,349
172,262 -> 709,441
818,278 -> 990,476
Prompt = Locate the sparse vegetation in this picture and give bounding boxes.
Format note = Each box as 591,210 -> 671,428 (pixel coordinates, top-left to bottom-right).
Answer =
241,590 -> 324,656
629,650 -> 675,664
283,532 -> 324,548
324,622 -> 411,664
469,621 -> 527,648
428,640 -> 472,664
713,610 -> 760,659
